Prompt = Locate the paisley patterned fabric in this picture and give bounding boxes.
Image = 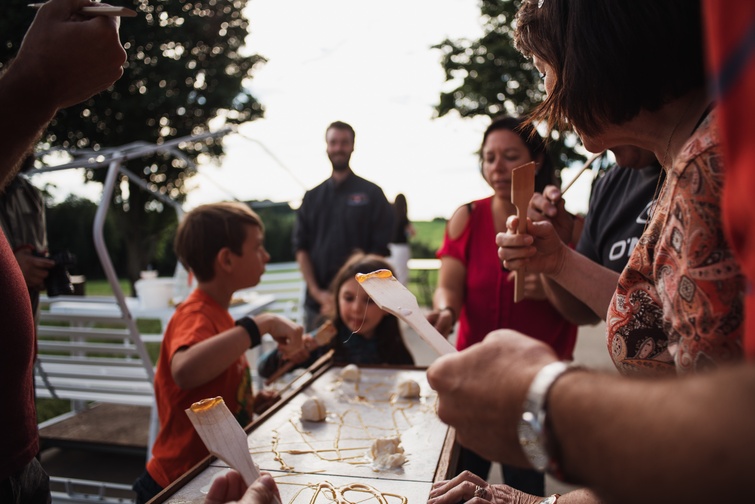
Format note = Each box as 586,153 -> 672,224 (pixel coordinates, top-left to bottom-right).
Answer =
606,108 -> 745,376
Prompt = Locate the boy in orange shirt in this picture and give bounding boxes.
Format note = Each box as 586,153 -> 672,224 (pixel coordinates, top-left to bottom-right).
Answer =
133,202 -> 303,503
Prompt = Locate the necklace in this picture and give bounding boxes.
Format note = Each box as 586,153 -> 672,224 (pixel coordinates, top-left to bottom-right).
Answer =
646,93 -> 697,237
661,95 -> 696,170
646,93 -> 712,236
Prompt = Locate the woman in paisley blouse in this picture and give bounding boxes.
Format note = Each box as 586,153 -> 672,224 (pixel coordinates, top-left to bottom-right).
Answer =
497,0 -> 744,378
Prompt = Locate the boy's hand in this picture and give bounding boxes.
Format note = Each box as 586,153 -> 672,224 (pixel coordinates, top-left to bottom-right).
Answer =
254,313 -> 304,359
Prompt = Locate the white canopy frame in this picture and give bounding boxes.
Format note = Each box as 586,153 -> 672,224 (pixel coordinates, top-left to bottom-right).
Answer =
30,127 -> 233,379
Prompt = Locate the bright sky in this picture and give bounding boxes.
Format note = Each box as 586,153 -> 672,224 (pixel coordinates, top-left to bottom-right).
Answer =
34,0 -> 594,221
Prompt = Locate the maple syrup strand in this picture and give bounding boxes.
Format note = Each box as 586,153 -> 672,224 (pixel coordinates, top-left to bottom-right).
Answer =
307,481 -> 405,504
343,297 -> 370,344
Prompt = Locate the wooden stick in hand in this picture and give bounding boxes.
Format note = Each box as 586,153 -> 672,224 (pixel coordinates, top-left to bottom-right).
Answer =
561,151 -> 605,195
511,162 -> 536,303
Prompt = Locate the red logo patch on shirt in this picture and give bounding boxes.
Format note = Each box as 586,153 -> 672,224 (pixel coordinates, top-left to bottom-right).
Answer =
347,193 -> 369,205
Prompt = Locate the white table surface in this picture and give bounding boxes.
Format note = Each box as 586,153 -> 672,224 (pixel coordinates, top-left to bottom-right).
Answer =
46,291 -> 275,327
408,258 -> 441,270
164,366 -> 449,503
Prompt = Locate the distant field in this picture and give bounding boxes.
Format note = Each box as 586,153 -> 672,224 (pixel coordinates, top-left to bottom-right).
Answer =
411,219 -> 446,257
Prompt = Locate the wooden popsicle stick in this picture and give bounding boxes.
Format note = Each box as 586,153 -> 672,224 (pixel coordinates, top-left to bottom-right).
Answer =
28,3 -> 138,17
186,397 -> 282,504
561,151 -> 604,195
264,321 -> 337,386
356,270 -> 456,355
511,161 -> 536,303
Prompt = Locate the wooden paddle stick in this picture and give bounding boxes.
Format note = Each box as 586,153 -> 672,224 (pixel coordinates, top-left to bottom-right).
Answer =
264,320 -> 337,386
511,162 -> 536,303
356,270 -> 456,355
185,398 -> 261,488
560,151 -> 605,195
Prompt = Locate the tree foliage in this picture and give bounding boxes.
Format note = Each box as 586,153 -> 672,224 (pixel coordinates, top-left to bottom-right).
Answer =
44,196 -> 126,281
251,202 -> 296,263
434,0 -> 583,168
1,0 -> 266,283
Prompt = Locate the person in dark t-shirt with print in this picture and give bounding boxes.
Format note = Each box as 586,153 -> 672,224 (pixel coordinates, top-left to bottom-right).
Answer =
529,146 -> 663,325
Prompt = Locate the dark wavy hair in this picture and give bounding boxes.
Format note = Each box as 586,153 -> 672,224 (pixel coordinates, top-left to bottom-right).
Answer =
514,0 -> 704,137
480,115 -> 557,192
326,252 -> 414,366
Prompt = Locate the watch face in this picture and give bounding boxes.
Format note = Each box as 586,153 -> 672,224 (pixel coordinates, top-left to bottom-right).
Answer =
540,496 -> 558,504
517,412 -> 548,472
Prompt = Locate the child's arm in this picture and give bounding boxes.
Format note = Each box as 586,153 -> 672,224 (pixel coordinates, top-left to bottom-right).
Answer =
171,325 -> 254,389
252,313 -> 304,358
171,313 -> 303,390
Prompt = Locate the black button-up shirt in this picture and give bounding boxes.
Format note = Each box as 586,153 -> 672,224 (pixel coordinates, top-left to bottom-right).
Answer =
293,171 -> 394,309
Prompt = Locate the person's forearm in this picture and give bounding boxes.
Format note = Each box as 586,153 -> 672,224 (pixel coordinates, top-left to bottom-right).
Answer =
296,250 -> 321,297
555,488 -> 602,504
541,275 -> 601,325
548,365 -> 755,504
432,286 -> 463,317
0,63 -> 58,187
548,248 -> 618,320
171,328 -> 249,389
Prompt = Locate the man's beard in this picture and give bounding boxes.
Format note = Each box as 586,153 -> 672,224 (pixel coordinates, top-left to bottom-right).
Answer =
329,153 -> 351,172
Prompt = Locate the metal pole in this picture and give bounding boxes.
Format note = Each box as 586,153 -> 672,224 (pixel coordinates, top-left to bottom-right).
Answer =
93,156 -> 155,380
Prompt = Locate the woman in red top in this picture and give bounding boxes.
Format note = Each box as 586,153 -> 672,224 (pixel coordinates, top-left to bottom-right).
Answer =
429,115 -> 577,494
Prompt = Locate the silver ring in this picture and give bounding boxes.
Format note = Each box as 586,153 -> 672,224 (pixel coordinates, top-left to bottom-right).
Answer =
474,484 -> 487,499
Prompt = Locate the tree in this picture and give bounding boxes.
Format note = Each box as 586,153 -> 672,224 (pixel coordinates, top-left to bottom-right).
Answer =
250,201 -> 296,263
434,0 -> 583,168
0,0 -> 266,284
44,195 -> 127,281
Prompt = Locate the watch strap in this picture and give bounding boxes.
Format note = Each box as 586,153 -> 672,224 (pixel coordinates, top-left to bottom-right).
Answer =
518,361 -> 575,472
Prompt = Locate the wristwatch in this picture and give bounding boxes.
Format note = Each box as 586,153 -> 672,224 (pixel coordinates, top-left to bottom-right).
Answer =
539,494 -> 561,504
517,361 -> 573,471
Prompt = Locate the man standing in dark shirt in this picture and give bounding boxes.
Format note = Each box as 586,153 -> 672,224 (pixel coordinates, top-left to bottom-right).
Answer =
293,121 -> 394,331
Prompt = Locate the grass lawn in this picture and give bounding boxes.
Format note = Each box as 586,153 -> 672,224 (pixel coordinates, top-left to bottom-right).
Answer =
412,220 -> 446,253
84,278 -> 133,297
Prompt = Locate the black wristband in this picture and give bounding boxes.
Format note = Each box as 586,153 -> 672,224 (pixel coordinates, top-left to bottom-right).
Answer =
235,316 -> 261,348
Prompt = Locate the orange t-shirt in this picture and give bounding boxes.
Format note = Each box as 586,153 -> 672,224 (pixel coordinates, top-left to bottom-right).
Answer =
146,288 -> 254,488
